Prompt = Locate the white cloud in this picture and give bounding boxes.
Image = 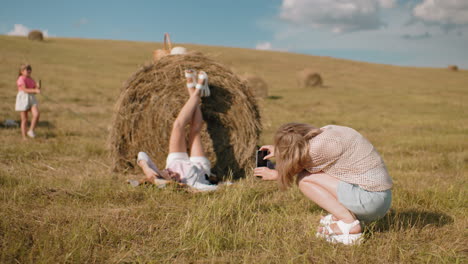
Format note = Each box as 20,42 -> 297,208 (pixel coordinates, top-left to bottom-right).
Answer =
7,24 -> 50,37
7,24 -> 29,36
413,0 -> 468,25
255,42 -> 288,52
378,0 -> 395,9
279,0 -> 395,33
256,0 -> 468,68
256,42 -> 273,50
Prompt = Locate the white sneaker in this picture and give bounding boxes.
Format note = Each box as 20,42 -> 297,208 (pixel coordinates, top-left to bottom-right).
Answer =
27,130 -> 36,138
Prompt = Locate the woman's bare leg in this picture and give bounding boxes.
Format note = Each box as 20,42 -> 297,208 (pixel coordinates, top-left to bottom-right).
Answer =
30,105 -> 40,132
298,173 -> 361,234
168,88 -> 202,153
188,106 -> 205,157
184,70 -> 205,156
20,111 -> 28,140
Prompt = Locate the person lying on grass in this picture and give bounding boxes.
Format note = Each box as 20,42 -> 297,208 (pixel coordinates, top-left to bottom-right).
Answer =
254,123 -> 393,245
127,69 -> 218,192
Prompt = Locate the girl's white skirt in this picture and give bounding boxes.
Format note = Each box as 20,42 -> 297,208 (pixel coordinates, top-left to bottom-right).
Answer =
15,91 -> 38,111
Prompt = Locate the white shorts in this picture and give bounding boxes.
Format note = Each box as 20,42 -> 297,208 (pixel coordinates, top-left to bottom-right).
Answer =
15,91 -> 38,111
166,152 -> 211,175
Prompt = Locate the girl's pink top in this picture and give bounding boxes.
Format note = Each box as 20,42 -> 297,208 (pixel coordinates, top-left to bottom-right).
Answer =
17,76 -> 36,91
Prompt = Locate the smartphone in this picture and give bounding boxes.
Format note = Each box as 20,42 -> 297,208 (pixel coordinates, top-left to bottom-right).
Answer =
256,150 -> 269,168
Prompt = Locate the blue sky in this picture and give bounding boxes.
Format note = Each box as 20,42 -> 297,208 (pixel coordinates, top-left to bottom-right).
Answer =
1,0 -> 468,68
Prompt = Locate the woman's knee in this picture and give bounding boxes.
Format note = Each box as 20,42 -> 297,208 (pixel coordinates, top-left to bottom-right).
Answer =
298,173 -> 321,186
190,121 -> 202,134
298,178 -> 317,193
172,119 -> 184,131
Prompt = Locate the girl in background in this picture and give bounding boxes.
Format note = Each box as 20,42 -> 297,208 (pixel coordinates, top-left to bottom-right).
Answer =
15,64 -> 41,140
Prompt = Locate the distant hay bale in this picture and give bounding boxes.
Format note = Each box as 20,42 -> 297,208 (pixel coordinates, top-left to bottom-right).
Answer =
28,30 -> 44,41
242,74 -> 269,98
448,65 -> 458,72
297,69 -> 323,88
109,53 -> 261,177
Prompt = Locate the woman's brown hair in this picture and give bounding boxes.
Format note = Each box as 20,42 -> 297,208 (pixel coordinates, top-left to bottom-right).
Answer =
18,64 -> 31,77
274,123 -> 323,189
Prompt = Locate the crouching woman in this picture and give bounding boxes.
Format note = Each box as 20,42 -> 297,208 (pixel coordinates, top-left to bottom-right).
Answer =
254,123 -> 393,245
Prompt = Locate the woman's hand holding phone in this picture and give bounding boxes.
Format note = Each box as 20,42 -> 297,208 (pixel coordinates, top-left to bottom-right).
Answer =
259,145 -> 275,160
254,167 -> 278,181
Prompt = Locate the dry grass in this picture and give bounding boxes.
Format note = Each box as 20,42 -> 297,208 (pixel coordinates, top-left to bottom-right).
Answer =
0,35 -> 467,263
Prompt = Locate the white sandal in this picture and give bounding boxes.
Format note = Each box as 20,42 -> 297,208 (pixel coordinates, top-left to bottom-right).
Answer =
315,214 -> 338,238
184,69 -> 197,89
315,214 -> 337,238
320,214 -> 337,226
196,71 -> 210,97
322,220 -> 363,245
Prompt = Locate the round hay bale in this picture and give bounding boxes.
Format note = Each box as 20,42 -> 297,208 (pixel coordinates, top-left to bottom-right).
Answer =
448,65 -> 458,72
297,69 -> 323,88
242,74 -> 269,98
28,30 -> 44,41
109,53 -> 261,178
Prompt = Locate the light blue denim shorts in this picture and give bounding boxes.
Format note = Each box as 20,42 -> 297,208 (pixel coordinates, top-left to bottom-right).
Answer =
337,181 -> 392,222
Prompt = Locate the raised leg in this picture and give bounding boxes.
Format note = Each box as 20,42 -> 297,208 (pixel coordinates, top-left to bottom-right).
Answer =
188,105 -> 205,157
168,90 -> 202,153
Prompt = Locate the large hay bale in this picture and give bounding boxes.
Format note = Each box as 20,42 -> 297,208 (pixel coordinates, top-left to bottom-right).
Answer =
448,65 -> 458,72
28,30 -> 44,41
242,74 -> 269,98
297,69 -> 323,88
110,53 -> 261,178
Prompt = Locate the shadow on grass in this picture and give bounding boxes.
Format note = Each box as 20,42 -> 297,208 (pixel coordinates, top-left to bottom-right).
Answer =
0,120 -> 55,129
266,95 -> 282,100
370,209 -> 454,232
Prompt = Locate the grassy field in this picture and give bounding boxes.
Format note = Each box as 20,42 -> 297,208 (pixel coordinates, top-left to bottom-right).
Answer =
0,35 -> 467,263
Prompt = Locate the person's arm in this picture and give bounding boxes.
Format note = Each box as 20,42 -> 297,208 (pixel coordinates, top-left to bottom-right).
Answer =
18,84 -> 40,94
253,167 -> 278,181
